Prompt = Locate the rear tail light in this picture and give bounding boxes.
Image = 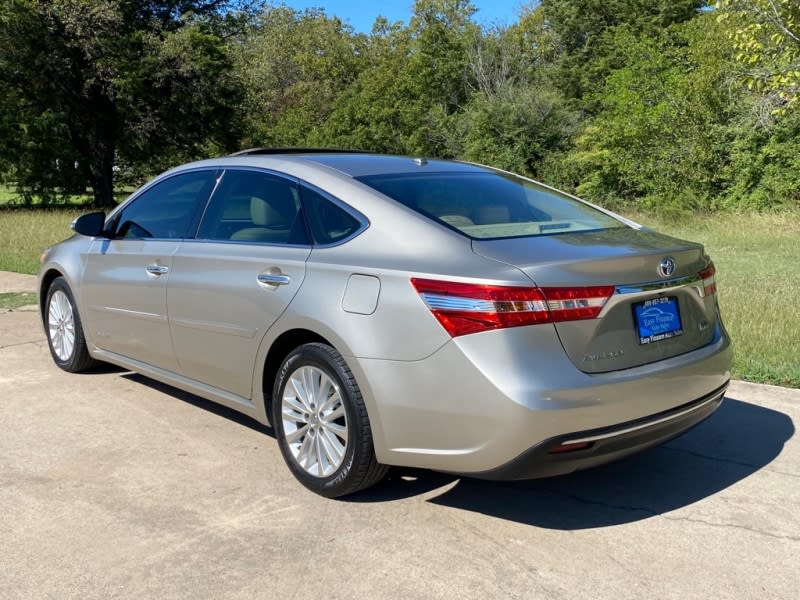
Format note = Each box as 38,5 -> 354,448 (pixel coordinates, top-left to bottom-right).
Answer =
411,278 -> 615,337
699,262 -> 717,297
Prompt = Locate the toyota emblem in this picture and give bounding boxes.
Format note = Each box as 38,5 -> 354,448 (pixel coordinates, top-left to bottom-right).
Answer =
658,257 -> 676,278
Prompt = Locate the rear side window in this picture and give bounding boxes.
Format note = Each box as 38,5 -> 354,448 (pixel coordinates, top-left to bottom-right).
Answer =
197,170 -> 308,245
114,170 -> 217,239
356,171 -> 625,239
301,185 -> 363,245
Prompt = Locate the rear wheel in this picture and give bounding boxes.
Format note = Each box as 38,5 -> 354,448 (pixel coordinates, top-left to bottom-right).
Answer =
45,277 -> 96,373
272,343 -> 388,498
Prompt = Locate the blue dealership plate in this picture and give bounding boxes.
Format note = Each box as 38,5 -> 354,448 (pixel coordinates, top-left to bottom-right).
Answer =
633,296 -> 683,345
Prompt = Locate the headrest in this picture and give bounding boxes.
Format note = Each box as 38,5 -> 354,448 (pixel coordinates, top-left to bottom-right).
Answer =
250,195 -> 293,227
475,204 -> 510,225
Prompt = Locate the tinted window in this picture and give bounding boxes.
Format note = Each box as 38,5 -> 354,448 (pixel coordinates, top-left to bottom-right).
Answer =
357,172 -> 625,239
301,186 -> 362,245
197,170 -> 308,245
115,171 -> 217,239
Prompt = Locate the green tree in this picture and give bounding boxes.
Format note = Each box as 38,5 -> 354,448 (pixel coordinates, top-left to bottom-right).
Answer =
537,0 -> 705,104
232,5 -> 366,147
448,24 -> 578,177
563,15 -> 742,211
716,0 -> 800,113
0,0 -> 242,206
322,0 -> 478,155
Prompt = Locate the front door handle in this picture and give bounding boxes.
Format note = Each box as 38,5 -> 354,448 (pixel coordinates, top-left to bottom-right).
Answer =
146,264 -> 169,276
257,273 -> 291,287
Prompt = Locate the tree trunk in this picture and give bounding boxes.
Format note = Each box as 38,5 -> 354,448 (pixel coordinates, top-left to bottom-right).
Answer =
90,142 -> 116,208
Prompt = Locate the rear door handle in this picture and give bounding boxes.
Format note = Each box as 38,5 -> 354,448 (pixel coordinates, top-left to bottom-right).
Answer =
257,273 -> 291,287
146,264 -> 169,276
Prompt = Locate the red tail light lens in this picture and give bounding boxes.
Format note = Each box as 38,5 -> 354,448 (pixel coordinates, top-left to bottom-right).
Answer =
540,286 -> 617,322
699,262 -> 716,297
411,278 -> 614,337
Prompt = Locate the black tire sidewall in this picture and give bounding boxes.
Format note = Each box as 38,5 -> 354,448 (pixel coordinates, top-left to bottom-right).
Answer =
272,344 -> 362,497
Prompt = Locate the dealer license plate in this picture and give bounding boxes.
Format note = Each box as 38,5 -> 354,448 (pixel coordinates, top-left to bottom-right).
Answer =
633,296 -> 683,345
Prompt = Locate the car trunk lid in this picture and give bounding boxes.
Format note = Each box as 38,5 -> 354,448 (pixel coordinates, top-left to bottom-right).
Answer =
472,227 -> 719,373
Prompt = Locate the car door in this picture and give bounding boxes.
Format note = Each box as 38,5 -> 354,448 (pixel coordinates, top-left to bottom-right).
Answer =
81,169 -> 219,372
167,169 -> 311,399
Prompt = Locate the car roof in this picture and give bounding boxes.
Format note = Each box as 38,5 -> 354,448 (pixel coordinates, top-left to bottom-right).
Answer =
297,153 -> 490,177
206,151 -> 494,179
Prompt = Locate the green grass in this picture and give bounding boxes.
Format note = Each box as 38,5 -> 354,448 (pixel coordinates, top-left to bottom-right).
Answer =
1,207 -> 798,387
625,212 -> 800,388
0,208 -> 84,274
0,292 -> 38,310
0,186 -> 18,204
0,185 -> 135,207
0,184 -> 94,206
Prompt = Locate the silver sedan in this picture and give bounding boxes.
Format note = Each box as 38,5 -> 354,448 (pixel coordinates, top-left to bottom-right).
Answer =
39,150 -> 732,497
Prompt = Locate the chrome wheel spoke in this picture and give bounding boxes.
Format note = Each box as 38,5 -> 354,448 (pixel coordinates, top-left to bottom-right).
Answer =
282,408 -> 308,424
322,402 -> 344,422
316,378 -> 334,411
320,428 -> 345,462
322,420 -> 347,441
315,436 -> 325,476
297,432 -> 314,468
285,424 -> 309,444
302,368 -> 316,405
283,393 -> 308,416
64,327 -> 75,350
289,375 -> 310,408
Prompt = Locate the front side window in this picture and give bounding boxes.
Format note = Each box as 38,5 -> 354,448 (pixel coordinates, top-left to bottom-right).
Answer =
114,170 -> 218,239
356,171 -> 626,239
197,170 -> 308,245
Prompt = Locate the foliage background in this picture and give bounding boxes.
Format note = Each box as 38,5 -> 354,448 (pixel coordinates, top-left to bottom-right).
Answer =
1,0 -> 799,213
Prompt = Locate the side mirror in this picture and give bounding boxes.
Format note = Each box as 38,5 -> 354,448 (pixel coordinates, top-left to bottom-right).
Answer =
70,211 -> 106,237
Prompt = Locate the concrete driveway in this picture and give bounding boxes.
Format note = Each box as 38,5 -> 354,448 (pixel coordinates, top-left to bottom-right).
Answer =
1,273 -> 798,599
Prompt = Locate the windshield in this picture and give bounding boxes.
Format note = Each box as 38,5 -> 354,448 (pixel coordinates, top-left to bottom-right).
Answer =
357,171 -> 626,239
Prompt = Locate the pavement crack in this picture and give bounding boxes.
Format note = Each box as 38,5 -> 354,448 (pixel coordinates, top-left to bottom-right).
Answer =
660,445 -> 800,480
659,514 -> 800,542
660,444 -> 766,471
0,338 -> 45,350
548,490 -> 800,542
545,489 -> 658,517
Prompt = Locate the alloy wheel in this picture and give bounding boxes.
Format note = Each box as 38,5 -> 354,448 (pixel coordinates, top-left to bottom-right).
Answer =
281,365 -> 349,477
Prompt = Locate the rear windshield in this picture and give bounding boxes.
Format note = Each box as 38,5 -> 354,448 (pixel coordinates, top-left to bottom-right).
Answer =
356,171 -> 625,239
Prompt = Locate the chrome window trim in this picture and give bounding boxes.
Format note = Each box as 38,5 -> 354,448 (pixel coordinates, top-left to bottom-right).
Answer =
178,238 -> 312,249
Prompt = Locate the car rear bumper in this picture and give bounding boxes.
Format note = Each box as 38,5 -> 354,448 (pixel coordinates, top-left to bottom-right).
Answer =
349,321 -> 732,476
469,381 -> 727,480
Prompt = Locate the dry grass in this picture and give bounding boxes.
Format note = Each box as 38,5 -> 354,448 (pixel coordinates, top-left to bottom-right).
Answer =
0,209 -> 84,274
626,212 -> 800,388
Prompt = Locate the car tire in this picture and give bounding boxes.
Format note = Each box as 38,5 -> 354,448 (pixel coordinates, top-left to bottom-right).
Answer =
272,342 -> 388,498
44,277 -> 97,373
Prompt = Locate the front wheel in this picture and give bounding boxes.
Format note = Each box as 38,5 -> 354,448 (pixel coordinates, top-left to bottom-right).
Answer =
44,277 -> 97,373
272,343 -> 388,498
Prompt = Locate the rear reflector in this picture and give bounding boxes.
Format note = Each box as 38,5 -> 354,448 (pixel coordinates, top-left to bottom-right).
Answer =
548,441 -> 594,454
411,278 -> 615,337
699,262 -> 717,297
